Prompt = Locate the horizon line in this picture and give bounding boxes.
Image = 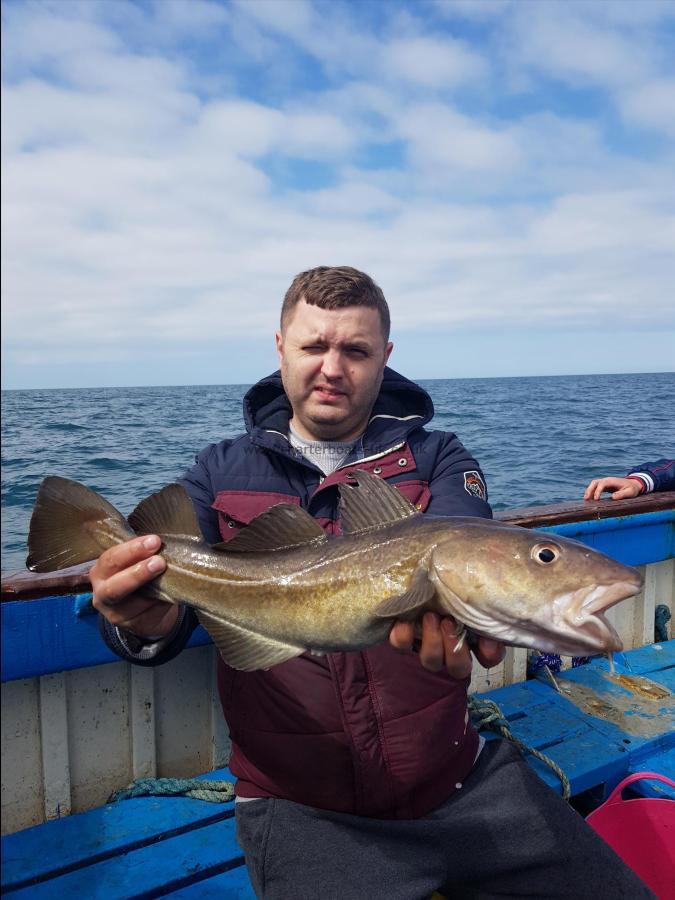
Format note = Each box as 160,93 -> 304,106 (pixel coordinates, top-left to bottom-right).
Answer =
2,370 -> 673,392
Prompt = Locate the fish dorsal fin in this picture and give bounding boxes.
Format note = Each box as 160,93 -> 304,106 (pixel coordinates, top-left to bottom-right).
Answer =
196,610 -> 304,671
216,504 -> 327,553
373,564 -> 436,620
128,484 -> 202,538
339,470 -> 419,535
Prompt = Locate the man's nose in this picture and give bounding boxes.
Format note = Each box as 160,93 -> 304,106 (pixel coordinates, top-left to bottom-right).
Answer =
321,349 -> 344,380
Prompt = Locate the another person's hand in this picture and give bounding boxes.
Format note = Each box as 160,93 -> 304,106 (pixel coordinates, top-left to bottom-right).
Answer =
583,477 -> 643,501
389,614 -> 505,678
90,535 -> 178,639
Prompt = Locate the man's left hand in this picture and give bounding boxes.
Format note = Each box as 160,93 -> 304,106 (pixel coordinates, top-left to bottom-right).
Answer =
389,613 -> 505,678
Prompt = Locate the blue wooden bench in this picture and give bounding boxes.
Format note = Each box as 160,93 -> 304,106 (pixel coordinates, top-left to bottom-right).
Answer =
476,640 -> 675,802
2,641 -> 672,898
1,767 -> 252,898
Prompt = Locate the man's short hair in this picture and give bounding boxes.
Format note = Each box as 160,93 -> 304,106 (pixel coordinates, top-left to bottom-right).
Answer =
281,266 -> 390,341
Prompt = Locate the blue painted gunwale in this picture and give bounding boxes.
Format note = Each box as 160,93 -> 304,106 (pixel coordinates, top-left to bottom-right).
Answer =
540,509 -> 674,567
2,506 -> 673,683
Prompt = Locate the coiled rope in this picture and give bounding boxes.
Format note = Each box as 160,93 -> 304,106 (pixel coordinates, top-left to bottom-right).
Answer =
469,696 -> 571,801
109,777 -> 234,804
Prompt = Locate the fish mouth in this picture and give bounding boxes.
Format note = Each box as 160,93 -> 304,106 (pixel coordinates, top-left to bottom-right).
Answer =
575,610 -> 623,652
558,578 -> 643,652
574,579 -> 643,616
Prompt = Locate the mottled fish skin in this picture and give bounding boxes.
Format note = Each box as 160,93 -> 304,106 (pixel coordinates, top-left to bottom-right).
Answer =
149,516 -> 440,649
26,473 -> 644,670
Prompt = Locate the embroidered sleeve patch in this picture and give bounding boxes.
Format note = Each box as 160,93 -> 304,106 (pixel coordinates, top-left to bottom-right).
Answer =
463,470 -> 487,501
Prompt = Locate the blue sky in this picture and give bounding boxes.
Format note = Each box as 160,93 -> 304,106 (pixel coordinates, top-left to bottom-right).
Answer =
2,0 -> 674,389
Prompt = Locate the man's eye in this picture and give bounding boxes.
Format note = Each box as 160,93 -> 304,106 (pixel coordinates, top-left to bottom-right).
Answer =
347,348 -> 368,357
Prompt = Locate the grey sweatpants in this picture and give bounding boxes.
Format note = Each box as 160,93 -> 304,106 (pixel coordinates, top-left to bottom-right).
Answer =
235,739 -> 654,900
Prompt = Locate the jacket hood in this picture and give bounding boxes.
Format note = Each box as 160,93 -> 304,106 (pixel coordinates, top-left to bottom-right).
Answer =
242,367 -> 434,451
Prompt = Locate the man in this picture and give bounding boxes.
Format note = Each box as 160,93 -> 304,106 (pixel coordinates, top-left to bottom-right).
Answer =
94,267 -> 651,898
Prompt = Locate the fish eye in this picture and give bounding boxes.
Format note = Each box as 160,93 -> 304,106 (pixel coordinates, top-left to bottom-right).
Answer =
531,543 -> 559,565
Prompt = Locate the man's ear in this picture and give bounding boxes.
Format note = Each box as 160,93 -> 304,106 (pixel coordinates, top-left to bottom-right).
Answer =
275,331 -> 284,365
384,341 -> 393,365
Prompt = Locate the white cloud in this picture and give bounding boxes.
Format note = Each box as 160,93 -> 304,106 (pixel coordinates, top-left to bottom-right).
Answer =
506,4 -> 654,89
230,0 -> 314,40
619,78 -> 675,138
196,99 -> 356,159
431,0 -> 513,21
396,103 -> 520,173
380,35 -> 486,88
2,4 -> 121,73
151,0 -> 230,32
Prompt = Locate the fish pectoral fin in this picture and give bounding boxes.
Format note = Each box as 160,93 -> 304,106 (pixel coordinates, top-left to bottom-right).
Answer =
196,610 -> 304,671
339,470 -> 419,535
373,566 -> 436,620
128,484 -> 202,539
216,504 -> 327,553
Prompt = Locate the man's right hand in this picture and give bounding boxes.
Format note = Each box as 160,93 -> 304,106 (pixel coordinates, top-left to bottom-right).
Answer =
90,535 -> 178,639
583,476 -> 643,501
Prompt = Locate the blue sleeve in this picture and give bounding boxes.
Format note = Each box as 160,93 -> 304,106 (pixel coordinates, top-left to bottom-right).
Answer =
627,458 -> 675,493
178,441 -> 233,544
99,605 -> 199,667
425,433 -> 493,520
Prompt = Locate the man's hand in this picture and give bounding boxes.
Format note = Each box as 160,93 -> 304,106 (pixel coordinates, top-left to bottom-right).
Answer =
583,477 -> 643,501
389,613 -> 505,678
90,535 -> 178,639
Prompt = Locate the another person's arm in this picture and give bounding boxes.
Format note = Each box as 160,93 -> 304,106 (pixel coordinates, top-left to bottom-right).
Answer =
584,458 -> 675,501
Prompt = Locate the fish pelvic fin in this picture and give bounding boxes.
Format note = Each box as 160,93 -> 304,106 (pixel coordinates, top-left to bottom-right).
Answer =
27,476 -> 132,572
196,610 -> 304,671
339,469 -> 419,535
214,504 -> 327,553
128,484 -> 202,539
373,564 -> 436,620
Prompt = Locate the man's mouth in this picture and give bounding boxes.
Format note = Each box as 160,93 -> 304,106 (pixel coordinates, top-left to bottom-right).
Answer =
314,385 -> 346,400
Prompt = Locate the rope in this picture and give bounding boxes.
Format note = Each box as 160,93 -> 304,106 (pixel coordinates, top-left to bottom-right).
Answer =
109,777 -> 235,804
469,696 -> 571,801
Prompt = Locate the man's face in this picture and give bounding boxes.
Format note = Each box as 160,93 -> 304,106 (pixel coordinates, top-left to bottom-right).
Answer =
276,300 -> 393,442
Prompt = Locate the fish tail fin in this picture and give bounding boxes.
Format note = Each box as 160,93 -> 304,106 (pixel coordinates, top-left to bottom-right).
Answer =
27,476 -> 132,572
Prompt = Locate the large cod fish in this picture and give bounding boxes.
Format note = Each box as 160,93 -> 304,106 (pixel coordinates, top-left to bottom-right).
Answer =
27,472 -> 642,670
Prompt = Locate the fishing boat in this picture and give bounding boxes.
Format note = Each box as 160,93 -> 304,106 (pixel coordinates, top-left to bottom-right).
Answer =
1,491 -> 673,897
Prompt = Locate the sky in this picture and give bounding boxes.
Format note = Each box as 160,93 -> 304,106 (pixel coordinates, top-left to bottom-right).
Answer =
2,0 -> 674,389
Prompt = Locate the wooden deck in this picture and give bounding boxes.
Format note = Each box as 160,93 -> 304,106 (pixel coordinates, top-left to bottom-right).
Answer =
2,641 -> 672,898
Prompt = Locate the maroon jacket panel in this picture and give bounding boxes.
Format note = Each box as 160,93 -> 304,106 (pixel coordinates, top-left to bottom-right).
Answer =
218,644 -> 478,819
